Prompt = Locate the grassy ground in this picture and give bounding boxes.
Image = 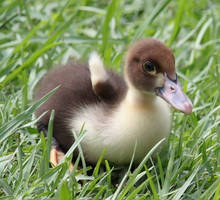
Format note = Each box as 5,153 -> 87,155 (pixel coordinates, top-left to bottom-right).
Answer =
0,0 -> 220,199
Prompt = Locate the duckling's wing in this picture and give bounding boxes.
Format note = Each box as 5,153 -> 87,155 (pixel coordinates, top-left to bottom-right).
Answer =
91,70 -> 126,104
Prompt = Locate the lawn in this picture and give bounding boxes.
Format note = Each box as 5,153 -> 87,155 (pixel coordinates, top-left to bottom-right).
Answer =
0,0 -> 220,199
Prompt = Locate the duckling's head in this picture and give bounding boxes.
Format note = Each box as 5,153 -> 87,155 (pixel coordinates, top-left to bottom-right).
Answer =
125,38 -> 193,114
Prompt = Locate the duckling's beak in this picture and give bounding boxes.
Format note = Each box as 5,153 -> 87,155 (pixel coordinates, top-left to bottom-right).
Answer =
155,73 -> 193,114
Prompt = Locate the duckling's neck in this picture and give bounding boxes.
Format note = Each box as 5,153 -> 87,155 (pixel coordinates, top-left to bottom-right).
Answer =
125,86 -> 157,109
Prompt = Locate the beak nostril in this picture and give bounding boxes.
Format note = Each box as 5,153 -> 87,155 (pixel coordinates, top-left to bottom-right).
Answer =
170,86 -> 175,92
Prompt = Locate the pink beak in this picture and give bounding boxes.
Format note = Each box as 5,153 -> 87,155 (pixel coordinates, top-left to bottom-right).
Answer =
156,73 -> 193,114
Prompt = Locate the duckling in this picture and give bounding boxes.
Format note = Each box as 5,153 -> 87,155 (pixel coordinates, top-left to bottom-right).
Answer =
34,39 -> 193,166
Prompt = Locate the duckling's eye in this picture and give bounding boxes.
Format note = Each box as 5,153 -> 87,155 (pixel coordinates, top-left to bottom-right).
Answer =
142,61 -> 156,74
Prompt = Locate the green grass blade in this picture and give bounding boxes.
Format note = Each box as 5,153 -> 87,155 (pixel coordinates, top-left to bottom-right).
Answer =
0,179 -> 13,196
160,144 -> 175,199
59,180 -> 71,200
102,0 -> 121,56
200,178 -> 220,200
117,139 -> 165,200
105,160 -> 112,186
157,155 -> 165,186
0,154 -> 13,174
213,182 -> 220,200
133,0 -> 171,41
93,148 -> 106,177
46,110 -> 55,172
0,86 -> 58,143
92,186 -> 107,200
0,42 -> 62,88
60,130 -> 86,163
13,20 -> 48,54
126,182 -> 146,200
144,165 -> 159,200
73,125 -> 87,175
168,0 -> 186,45
172,166 -> 200,200
111,142 -> 137,200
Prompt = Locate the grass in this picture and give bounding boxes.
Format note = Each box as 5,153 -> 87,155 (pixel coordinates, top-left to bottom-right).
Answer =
0,0 -> 220,199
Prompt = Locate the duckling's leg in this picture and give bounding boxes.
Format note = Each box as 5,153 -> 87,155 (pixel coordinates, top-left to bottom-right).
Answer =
49,138 -> 73,170
50,138 -> 63,167
37,122 -> 74,170
50,147 -> 59,167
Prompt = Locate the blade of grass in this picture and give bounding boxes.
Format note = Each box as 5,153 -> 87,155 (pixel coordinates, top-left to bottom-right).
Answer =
200,177 -> 220,200
22,147 -> 37,185
0,179 -> 13,196
102,0 -> 121,57
133,0 -> 171,41
105,160 -> 112,187
177,15 -> 207,46
126,177 -> 151,200
93,186 -> 107,200
213,182 -> 220,200
0,42 -> 62,88
46,110 -> 55,172
0,86 -> 58,143
93,148 -> 106,177
13,20 -> 48,55
171,166 -> 200,200
79,175 -> 104,197
168,0 -> 186,46
72,124 -> 87,175
60,130 -> 86,163
157,155 -> 165,186
13,142 -> 23,196
117,139 -> 166,200
111,142 -> 137,200
195,18 -> 212,48
51,164 -> 68,192
160,144 -> 175,199
0,154 -> 14,174
59,180 -> 71,200
0,196 -> 14,200
0,20 -> 48,78
144,165 -> 159,200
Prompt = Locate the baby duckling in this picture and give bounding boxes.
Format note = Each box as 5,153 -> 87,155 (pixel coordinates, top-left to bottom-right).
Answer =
34,39 -> 192,166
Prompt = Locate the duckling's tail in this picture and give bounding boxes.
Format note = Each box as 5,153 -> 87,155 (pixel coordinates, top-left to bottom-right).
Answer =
89,52 -> 108,86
